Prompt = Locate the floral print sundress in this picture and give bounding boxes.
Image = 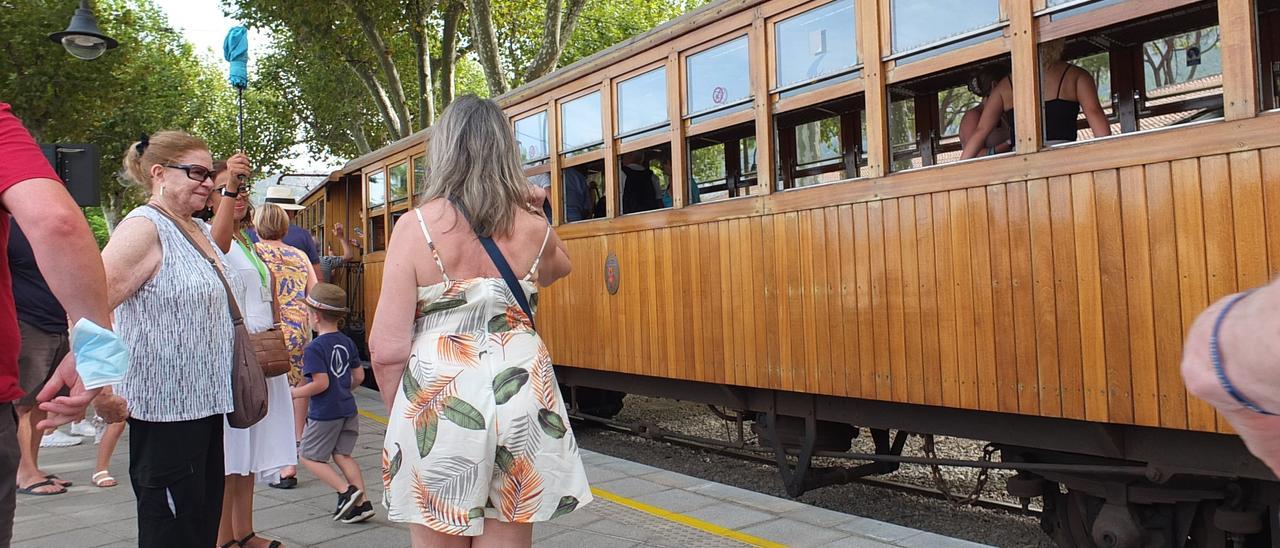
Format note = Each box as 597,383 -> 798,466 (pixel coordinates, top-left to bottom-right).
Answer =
256,242 -> 313,385
382,209 -> 591,536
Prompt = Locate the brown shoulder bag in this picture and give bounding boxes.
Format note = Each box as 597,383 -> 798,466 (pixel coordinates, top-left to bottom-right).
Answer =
247,252 -> 293,378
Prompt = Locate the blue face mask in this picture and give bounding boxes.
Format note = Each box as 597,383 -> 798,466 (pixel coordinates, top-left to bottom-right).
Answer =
70,318 -> 130,389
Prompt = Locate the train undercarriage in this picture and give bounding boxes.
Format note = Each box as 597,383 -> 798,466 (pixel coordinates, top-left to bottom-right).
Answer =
556,366 -> 1280,548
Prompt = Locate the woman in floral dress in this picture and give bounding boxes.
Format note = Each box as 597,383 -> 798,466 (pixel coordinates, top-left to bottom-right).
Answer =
254,202 -> 317,488
370,96 -> 589,548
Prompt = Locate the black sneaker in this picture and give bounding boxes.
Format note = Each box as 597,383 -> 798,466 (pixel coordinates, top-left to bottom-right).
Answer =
333,485 -> 362,521
341,500 -> 375,524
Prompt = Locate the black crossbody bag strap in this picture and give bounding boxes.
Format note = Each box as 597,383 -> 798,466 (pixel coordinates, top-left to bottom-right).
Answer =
450,199 -> 536,331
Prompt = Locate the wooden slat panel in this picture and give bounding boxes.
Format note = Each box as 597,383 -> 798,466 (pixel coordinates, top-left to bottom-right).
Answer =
852,204 -> 876,396
899,198 -> 925,404
688,227 -> 706,381
824,208 -> 848,396
1006,182 -> 1040,415
838,205 -> 862,397
749,218 -> 768,388
883,200 -> 908,402
718,221 -> 737,385
868,203 -> 892,399
1118,166 -> 1159,427
709,222 -> 728,384
1171,158 -> 1213,431
1093,170 -> 1134,425
805,211 -> 828,393
643,229 -> 660,378
986,185 -> 1019,413
949,190 -> 979,409
1070,173 -> 1108,422
932,194 -> 960,407
1199,155 -> 1237,433
1230,151 -> 1268,288
914,196 -> 943,406
763,216 -> 783,388
1263,148 -> 1280,276
1049,176 -> 1084,419
1145,163 -> 1187,429
966,188 -> 997,412
660,229 -> 679,380
785,212 -> 805,391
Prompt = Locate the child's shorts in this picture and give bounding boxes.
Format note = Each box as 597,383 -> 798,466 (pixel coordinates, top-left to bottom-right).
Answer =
300,415 -> 359,462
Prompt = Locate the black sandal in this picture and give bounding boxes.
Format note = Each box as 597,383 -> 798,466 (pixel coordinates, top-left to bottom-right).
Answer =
218,540 -> 240,548
239,532 -> 282,548
268,475 -> 296,489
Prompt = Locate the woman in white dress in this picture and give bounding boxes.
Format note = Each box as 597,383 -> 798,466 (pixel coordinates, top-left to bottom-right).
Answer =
209,155 -> 296,548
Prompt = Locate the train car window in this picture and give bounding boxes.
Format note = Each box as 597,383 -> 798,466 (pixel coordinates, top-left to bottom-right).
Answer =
888,56 -> 1009,171
687,36 -> 752,119
617,68 -> 668,138
619,144 -> 672,214
1038,1 -> 1221,146
367,169 -> 385,209
560,161 -> 606,222
775,97 -> 866,190
1262,0 -> 1280,111
560,91 -> 604,157
689,129 -> 756,204
889,0 -> 1001,61
388,162 -> 408,205
1043,0 -> 1123,22
514,111 -> 549,166
411,154 -> 426,202
774,0 -> 858,93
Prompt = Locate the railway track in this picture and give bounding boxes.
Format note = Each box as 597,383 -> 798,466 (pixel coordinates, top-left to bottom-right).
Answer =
568,412 -> 1041,517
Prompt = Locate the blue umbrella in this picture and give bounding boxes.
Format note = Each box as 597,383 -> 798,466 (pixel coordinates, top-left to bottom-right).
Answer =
223,26 -> 249,152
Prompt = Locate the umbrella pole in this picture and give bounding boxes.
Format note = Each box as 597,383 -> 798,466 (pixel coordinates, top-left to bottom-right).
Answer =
237,87 -> 245,153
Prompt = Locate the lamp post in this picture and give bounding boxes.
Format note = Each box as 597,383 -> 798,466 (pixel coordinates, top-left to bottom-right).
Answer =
48,0 -> 118,60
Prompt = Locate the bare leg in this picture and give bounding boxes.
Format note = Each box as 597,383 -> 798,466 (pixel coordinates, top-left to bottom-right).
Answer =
473,520 -> 532,548
332,453 -> 366,503
410,524 -> 472,548
93,422 -> 125,487
281,385 -> 308,482
14,405 -> 60,493
227,474 -> 282,548
217,475 -> 238,546
299,456 -> 349,493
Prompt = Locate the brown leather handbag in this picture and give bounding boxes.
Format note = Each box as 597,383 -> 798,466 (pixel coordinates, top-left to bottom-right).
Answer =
251,267 -> 293,378
147,205 -> 268,429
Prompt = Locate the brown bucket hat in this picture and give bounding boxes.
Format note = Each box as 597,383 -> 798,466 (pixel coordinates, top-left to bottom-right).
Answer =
305,283 -> 349,313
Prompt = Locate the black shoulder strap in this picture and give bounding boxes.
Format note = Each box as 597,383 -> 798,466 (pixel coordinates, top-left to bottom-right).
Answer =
450,199 -> 536,331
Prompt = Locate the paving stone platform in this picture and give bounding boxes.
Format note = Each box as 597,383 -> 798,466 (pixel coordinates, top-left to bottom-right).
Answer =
12,387 -> 989,547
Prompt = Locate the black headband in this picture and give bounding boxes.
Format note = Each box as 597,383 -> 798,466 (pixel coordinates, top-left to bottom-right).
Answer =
264,196 -> 297,205
135,133 -> 149,156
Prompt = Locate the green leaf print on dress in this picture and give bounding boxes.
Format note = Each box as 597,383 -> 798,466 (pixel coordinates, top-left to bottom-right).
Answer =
417,414 -> 440,455
537,408 -> 567,439
495,445 -> 515,474
550,496 -> 580,519
493,367 -> 530,405
420,298 -> 467,315
442,396 -> 486,430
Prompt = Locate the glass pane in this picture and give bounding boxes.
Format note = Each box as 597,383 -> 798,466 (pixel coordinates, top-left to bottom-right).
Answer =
412,154 -> 427,199
388,163 -> 408,203
618,68 -> 668,134
776,0 -> 858,89
687,36 -> 751,115
1047,0 -> 1122,21
561,91 -> 603,151
795,117 -> 843,167
367,170 -> 385,208
515,112 -> 548,164
1143,26 -> 1221,98
741,136 -> 758,176
891,0 -> 1000,54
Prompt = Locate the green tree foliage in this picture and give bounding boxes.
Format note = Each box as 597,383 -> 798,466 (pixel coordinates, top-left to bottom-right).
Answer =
0,0 -> 294,230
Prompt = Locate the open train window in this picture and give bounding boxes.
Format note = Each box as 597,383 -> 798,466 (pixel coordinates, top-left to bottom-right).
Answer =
888,0 -> 1003,65
685,34 -> 756,204
775,96 -> 866,189
1037,0 -> 1222,144
1263,0 -> 1280,111
689,125 -> 757,204
887,55 -> 1010,171
615,66 -> 673,216
388,162 -> 408,206
561,161 -> 606,222
514,111 -> 549,167
366,169 -> 385,209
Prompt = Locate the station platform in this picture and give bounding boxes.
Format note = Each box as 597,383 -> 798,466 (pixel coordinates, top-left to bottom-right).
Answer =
12,388 -> 989,547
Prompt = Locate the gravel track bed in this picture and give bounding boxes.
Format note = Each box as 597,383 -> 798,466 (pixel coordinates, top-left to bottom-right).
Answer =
574,395 -> 1055,548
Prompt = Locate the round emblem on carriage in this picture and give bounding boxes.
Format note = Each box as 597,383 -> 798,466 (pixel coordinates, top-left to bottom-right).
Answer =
712,86 -> 726,104
604,253 -> 620,295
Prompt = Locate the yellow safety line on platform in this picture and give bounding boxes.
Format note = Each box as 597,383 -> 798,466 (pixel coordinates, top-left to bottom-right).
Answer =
357,409 -> 786,548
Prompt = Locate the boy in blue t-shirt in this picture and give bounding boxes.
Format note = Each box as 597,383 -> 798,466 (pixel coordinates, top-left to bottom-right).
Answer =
291,283 -> 374,524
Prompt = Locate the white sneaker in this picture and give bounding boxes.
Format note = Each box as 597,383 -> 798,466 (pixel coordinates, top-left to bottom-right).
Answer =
69,420 -> 97,437
40,429 -> 83,448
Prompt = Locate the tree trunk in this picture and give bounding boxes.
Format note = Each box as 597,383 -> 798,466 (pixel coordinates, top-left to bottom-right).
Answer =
346,59 -> 404,138
438,1 -> 463,108
522,0 -> 588,81
350,121 -> 373,155
408,0 -> 436,127
344,0 -> 414,136
101,188 -> 126,234
466,0 -> 509,95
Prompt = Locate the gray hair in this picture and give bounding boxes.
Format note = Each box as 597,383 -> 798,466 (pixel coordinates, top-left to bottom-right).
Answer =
419,95 -> 533,238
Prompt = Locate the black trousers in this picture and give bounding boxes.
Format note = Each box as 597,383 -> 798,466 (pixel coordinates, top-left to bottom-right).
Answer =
128,414 -> 225,548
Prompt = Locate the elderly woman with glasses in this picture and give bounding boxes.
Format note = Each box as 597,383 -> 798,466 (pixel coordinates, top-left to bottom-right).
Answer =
102,130 -> 240,547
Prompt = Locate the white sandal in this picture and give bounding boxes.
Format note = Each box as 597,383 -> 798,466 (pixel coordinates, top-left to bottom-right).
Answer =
91,471 -> 117,488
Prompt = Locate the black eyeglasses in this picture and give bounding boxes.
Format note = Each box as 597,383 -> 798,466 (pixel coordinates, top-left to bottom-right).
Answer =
164,164 -> 215,182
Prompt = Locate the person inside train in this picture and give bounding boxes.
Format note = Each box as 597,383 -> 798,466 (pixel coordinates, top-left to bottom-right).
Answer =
959,66 -> 1013,157
960,39 -> 1111,159
621,150 -> 663,214
562,166 -> 592,222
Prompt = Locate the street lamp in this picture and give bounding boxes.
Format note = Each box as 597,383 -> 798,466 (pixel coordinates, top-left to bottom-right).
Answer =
48,0 -> 118,60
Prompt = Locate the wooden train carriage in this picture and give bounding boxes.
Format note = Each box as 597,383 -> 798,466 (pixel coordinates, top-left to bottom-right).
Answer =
321,0 -> 1280,544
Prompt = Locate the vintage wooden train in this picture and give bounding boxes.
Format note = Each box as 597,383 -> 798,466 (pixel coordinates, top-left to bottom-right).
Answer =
296,0 -> 1280,544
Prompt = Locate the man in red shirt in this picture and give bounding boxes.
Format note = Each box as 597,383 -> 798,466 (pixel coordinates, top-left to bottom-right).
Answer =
0,102 -> 112,545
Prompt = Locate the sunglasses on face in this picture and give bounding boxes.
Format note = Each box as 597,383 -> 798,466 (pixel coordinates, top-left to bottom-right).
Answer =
164,163 -> 215,182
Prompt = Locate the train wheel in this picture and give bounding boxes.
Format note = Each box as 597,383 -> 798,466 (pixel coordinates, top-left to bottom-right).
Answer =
1043,488 -> 1103,547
